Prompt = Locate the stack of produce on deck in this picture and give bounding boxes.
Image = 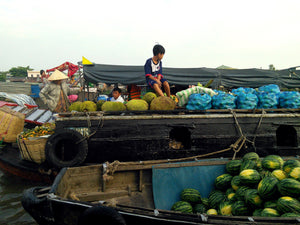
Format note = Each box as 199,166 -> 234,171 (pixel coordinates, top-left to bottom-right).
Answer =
181,84 -> 300,110
20,123 -> 55,140
68,83 -> 299,113
171,152 -> 300,217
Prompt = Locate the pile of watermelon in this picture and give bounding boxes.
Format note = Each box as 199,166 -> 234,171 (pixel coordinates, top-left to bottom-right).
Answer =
171,152 -> 300,217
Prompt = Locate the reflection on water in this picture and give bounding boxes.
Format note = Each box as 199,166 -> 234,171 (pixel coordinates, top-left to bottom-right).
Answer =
0,170 -> 42,225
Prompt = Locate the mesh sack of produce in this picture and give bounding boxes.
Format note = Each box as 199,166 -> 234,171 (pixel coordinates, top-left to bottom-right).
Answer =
212,93 -> 236,109
258,84 -> 280,94
278,91 -> 300,108
186,93 -> 212,110
176,86 -> 216,107
232,87 -> 256,95
256,92 -> 278,109
236,93 -> 258,109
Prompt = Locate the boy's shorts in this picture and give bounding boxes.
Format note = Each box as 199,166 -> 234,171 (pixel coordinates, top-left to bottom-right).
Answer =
146,77 -> 168,88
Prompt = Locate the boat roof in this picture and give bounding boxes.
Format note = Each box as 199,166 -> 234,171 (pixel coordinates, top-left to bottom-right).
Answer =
83,64 -> 300,89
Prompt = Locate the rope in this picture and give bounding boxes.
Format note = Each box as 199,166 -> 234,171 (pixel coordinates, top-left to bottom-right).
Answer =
103,160 -> 120,181
75,112 -> 104,144
230,109 -> 266,153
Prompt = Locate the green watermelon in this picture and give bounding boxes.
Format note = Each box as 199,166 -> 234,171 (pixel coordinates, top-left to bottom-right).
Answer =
232,201 -> 249,216
215,173 -> 233,190
277,178 -> 300,197
227,192 -> 236,202
262,155 -> 283,171
235,186 -> 250,201
201,198 -> 209,208
231,176 -> 241,191
261,208 -> 280,217
289,167 -> 300,181
225,188 -> 235,195
244,189 -> 263,208
281,212 -> 300,217
253,208 -> 263,217
219,201 -> 232,216
240,159 -> 257,171
193,203 -> 207,214
264,200 -> 277,209
171,201 -> 193,213
257,176 -> 278,200
226,159 -> 242,175
260,169 -> 273,179
242,152 -> 260,162
208,190 -> 226,209
283,159 -> 300,174
271,169 -> 287,181
239,169 -> 261,185
277,196 -> 300,214
206,208 -> 218,215
180,188 -> 201,203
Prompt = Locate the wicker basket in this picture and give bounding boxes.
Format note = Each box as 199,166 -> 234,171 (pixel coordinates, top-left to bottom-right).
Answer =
17,135 -> 48,164
0,106 -> 25,143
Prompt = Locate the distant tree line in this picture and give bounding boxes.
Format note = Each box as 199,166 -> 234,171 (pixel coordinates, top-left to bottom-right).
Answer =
0,66 -> 33,81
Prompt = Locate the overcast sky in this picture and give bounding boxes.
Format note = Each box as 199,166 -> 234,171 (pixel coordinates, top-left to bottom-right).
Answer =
1,0 -> 300,71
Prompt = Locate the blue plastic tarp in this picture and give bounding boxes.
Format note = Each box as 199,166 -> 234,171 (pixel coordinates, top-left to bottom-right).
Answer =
152,160 -> 227,210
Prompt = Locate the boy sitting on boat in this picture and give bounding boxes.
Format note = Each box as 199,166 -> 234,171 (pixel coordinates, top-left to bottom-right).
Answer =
144,44 -> 171,97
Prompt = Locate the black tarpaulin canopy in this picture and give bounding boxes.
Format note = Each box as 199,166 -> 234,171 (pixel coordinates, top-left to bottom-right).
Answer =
83,63 -> 300,89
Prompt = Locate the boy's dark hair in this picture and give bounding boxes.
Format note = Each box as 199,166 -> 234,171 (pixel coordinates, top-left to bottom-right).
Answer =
153,44 -> 165,56
113,87 -> 121,93
40,70 -> 45,75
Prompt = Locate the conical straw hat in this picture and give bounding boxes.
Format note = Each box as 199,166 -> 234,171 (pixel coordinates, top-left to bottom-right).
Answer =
48,70 -> 68,81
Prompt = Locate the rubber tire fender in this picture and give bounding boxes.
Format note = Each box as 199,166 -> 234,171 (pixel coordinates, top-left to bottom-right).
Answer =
78,205 -> 126,225
45,128 -> 88,168
21,186 -> 48,209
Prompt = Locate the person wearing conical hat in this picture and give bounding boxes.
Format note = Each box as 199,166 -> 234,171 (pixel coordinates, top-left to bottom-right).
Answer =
40,70 -> 83,112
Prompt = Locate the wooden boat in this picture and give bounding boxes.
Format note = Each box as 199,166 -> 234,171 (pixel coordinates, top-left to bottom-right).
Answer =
0,107 -> 299,183
22,158 -> 300,225
45,108 -> 300,168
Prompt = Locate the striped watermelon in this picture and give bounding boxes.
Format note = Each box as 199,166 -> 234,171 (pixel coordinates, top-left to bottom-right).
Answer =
244,189 -> 263,208
240,160 -> 257,171
219,201 -> 233,216
281,212 -> 300,217
226,159 -> 242,175
262,155 -> 283,171
171,201 -> 193,213
264,200 -> 277,209
235,186 -> 250,201
242,152 -> 260,162
180,188 -> 201,203
208,190 -> 226,209
277,196 -> 300,214
193,203 -> 207,214
206,209 -> 218,215
277,178 -> 300,197
260,169 -> 273,179
239,169 -> 261,185
283,159 -> 300,174
215,173 -> 233,190
231,176 -> 241,191
289,167 -> 300,181
227,192 -> 236,202
271,169 -> 287,181
257,176 -> 278,200
261,208 -> 280,217
232,200 -> 249,216
253,208 -> 263,217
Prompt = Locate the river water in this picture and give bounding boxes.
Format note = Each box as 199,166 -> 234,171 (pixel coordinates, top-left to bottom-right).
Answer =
0,169 -> 39,224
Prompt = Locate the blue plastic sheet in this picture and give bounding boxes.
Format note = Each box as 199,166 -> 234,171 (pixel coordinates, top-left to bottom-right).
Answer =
152,160 -> 227,210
